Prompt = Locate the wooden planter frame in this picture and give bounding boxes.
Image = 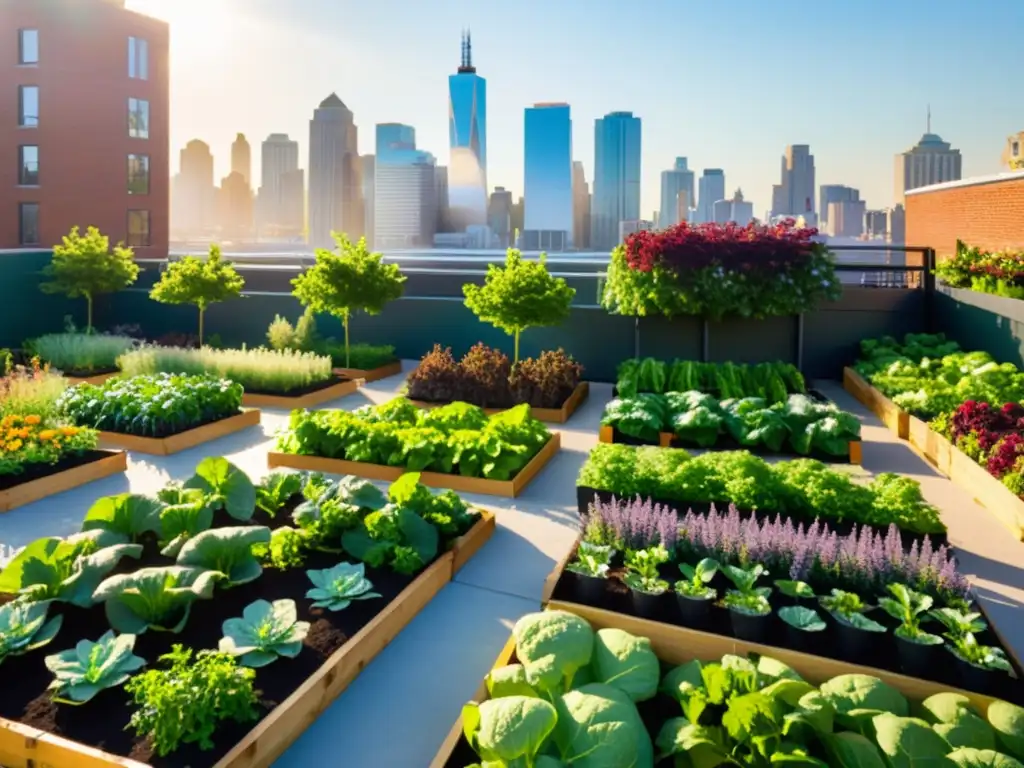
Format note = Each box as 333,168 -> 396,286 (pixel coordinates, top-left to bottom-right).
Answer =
0,451 -> 128,513
407,382 -> 589,425
240,378 -> 360,409
96,410 -> 262,456
333,360 -> 403,384
596,425 -> 862,465
267,432 -> 561,498
843,367 -> 909,439
0,513 -> 496,768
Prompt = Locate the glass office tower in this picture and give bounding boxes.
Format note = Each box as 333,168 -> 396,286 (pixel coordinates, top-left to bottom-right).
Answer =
523,103 -> 573,246
448,31 -> 487,229
590,111 -> 641,251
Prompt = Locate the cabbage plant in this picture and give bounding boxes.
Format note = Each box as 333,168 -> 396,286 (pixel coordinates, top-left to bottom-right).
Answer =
305,562 -> 381,611
45,630 -> 145,705
92,565 -> 223,633
175,525 -> 271,586
219,598 -> 310,667
0,600 -> 62,665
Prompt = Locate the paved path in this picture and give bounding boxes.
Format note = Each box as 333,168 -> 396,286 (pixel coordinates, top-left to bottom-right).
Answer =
1,368 -> 1022,767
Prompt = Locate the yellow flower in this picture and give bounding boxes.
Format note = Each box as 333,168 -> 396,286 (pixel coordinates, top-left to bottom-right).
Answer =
15,428 -> 30,440
38,429 -> 57,441
60,426 -> 79,437
24,415 -> 41,426
7,439 -> 22,451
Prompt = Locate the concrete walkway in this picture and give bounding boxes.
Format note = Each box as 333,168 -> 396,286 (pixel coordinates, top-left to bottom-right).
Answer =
0,368 -> 1022,767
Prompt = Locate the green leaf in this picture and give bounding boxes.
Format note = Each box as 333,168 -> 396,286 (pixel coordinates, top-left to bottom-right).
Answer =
872,712 -> 957,768
0,600 -> 63,664
988,701 -> 1024,761
660,660 -> 704,701
218,598 -> 310,668
82,493 -> 163,542
655,718 -> 730,764
185,457 -> 256,521
921,693 -> 997,750
776,580 -> 815,599
779,606 -> 827,632
588,627 -> 660,703
820,732 -> 887,768
485,664 -> 538,699
175,526 -> 270,586
761,679 -> 816,708
785,690 -> 836,736
396,508 -> 439,563
552,683 -> 652,767
820,674 -> 909,723
44,630 -> 146,705
513,611 -> 594,695
93,565 -> 223,633
947,748 -> 1024,768
473,696 -> 557,764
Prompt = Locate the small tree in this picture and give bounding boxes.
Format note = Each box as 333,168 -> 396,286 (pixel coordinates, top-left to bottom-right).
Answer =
39,226 -> 140,332
291,233 -> 405,367
463,249 -> 575,363
149,244 -> 244,345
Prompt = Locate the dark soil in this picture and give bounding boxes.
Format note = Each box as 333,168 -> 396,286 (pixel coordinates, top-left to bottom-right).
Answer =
575,485 -> 950,553
244,374 -> 352,398
0,450 -> 121,492
0,496 -> 431,767
409,388 -> 576,411
64,366 -> 121,378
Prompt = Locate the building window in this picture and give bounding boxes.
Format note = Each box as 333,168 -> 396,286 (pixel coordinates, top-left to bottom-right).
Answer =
18,85 -> 39,127
128,37 -> 148,80
128,98 -> 149,139
19,29 -> 39,65
18,145 -> 39,185
128,154 -> 149,195
1013,141 -> 1020,158
127,210 -> 150,246
19,203 -> 40,245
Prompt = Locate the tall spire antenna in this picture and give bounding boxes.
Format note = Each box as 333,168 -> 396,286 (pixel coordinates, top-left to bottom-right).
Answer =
457,27 -> 476,73
466,29 -> 473,68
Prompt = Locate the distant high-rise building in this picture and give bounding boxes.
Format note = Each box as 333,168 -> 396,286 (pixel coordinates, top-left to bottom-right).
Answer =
864,209 -> 888,239
819,184 -> 859,226
373,123 -> 436,248
591,111 -> 641,250
524,103 -> 573,247
510,196 -> 524,239
618,219 -> 653,242
711,188 -> 753,225
257,133 -> 302,237
828,200 -> 866,238
771,145 -> 815,219
309,93 -> 363,249
231,133 -> 251,187
697,169 -> 725,224
676,191 -> 690,224
488,187 -> 512,248
894,110 -> 962,202
361,154 -> 375,248
659,157 -> 695,229
448,30 -> 487,230
887,204 -> 906,244
219,171 -> 253,241
1005,131 -> 1024,170
435,165 -> 450,233
572,161 -> 591,250
173,139 -> 215,237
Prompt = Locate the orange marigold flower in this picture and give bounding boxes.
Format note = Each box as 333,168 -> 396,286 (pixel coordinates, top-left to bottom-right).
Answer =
24,415 -> 41,425
60,426 -> 79,437
38,429 -> 57,441
7,439 -> 22,451
15,428 -> 31,439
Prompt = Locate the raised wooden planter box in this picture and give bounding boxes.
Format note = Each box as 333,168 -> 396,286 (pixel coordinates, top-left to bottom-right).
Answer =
908,416 -> 1024,541
451,509 -> 496,574
0,513 -> 496,768
333,360 -> 403,384
597,424 -> 862,464
428,600 -> 1005,768
267,433 -> 561,498
240,378 -> 360,409
843,366 -> 909,439
64,371 -> 118,386
407,382 -> 589,425
97,409 -> 262,456
0,450 -> 128,513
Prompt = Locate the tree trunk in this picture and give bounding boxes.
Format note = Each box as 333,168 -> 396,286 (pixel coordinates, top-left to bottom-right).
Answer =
343,313 -> 350,368
86,294 -> 94,333
513,329 -> 520,364
198,307 -> 205,346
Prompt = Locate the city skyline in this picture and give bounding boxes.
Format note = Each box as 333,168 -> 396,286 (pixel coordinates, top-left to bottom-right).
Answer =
126,0 -> 1023,216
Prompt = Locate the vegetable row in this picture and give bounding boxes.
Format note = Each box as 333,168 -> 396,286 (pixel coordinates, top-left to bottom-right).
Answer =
932,401 -> 1024,500
616,357 -> 806,402
935,240 -> 1024,301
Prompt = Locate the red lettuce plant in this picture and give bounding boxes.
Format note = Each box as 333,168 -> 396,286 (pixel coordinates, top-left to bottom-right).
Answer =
406,345 -> 463,403
509,349 -> 583,409
602,219 -> 840,319
460,343 -> 513,407
987,433 -> 1024,478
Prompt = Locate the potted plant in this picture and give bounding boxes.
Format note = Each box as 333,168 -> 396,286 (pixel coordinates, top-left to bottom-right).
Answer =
721,563 -> 772,642
672,557 -> 718,628
931,607 -> 1012,693
819,588 -> 886,664
774,579 -> 815,608
778,605 -> 826,652
565,542 -> 615,603
622,545 -> 669,619
150,245 -> 245,346
878,583 -> 944,678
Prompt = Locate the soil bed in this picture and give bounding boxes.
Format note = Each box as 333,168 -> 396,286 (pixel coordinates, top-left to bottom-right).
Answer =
0,450 -> 120,492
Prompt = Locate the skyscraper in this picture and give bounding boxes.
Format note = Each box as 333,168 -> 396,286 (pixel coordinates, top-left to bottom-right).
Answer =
659,157 -> 695,229
488,187 -> 513,248
361,155 -> 375,248
448,31 -> 487,230
771,145 -> 816,220
173,139 -> 215,238
828,200 -> 866,238
697,169 -> 725,224
219,171 -> 253,241
894,112 -> 962,202
435,165 -> 450,233
591,111 -> 641,251
257,133 -> 302,237
819,184 -> 859,227
308,93 -> 363,249
373,123 -> 436,248
572,161 -> 591,250
523,103 -> 573,247
231,133 -> 251,187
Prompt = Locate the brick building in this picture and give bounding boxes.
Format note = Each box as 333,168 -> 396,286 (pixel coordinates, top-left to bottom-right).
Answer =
0,0 -> 169,257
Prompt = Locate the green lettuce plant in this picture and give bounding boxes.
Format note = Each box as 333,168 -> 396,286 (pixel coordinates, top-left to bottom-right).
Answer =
674,557 -> 719,599
81,493 -> 163,544
340,504 -> 438,574
157,487 -> 213,558
45,630 -> 146,705
253,526 -> 307,570
305,562 -> 382,611
92,565 -> 224,633
219,598 -> 310,668
0,600 -> 62,665
722,563 -> 772,616
256,470 -> 303,517
778,605 -> 827,633
184,456 -> 257,522
175,526 -> 271,586
820,588 -> 886,632
623,545 -> 669,594
566,542 -> 614,579
879,583 -> 943,645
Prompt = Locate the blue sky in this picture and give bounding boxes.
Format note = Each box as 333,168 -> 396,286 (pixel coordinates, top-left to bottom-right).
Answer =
130,0 -> 1023,216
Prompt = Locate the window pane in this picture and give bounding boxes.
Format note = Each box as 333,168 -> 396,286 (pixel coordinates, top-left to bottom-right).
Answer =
19,29 -> 39,65
128,154 -> 149,195
128,210 -> 150,246
19,203 -> 40,245
128,37 -> 137,78
19,145 -> 39,185
139,39 -> 149,80
19,86 -> 39,127
128,98 -> 149,139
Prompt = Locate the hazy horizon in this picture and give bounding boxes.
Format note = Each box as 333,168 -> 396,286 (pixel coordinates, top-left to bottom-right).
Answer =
127,0 -> 1024,216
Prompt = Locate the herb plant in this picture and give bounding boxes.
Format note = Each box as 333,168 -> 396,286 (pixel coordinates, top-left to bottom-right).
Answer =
463,250 -> 575,363
820,588 -> 885,632
45,630 -> 146,705
623,545 -> 669,594
0,600 -> 62,664
566,542 -> 615,579
305,562 -> 382,611
219,598 -> 310,667
125,645 -> 259,757
721,563 -> 772,616
27,332 -> 136,375
149,245 -> 245,345
879,583 -> 943,645
674,557 -> 719,599
92,565 -> 223,633
266,309 -> 397,370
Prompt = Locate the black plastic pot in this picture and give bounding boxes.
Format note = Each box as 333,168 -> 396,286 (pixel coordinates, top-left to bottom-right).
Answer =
783,623 -> 822,653
676,593 -> 713,629
630,588 -> 665,619
729,609 -> 771,643
572,573 -> 607,604
834,618 -> 882,664
895,635 -> 942,679
952,654 -> 1004,696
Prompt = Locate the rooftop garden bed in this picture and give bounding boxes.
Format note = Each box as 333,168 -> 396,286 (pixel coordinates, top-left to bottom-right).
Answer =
26,331 -> 137,380
615,358 -> 807,400
0,459 -> 493,767
936,240 -> 1024,301
433,609 -> 1024,767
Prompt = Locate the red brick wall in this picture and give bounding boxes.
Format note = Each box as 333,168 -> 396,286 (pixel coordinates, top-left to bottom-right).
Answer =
0,0 -> 169,258
905,173 -> 1024,260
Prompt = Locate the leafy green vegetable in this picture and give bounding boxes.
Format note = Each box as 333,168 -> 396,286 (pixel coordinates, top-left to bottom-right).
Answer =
253,526 -> 308,570
947,749 -> 1024,768
0,599 -> 62,665
45,630 -> 146,705
988,701 -> 1024,760
513,610 -> 594,696
552,683 -> 653,767
462,696 -> 558,766
589,628 -> 659,703
341,504 -> 438,573
219,598 -> 310,667
93,565 -> 223,633
566,542 -> 615,579
175,526 -> 271,586
779,606 -> 827,632
600,396 -> 666,442
81,493 -> 163,543
184,457 -> 257,521
305,561 -> 382,611
157,488 -> 213,558
872,712 -> 956,767
674,557 -> 718,599
881,583 -> 943,645
255,470 -> 302,517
